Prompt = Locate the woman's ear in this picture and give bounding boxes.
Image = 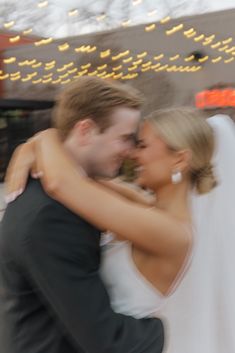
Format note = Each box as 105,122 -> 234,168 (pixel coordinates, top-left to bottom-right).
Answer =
173,149 -> 192,173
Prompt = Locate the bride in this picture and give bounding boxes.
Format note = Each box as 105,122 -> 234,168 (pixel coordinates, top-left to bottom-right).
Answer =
5,107 -> 235,352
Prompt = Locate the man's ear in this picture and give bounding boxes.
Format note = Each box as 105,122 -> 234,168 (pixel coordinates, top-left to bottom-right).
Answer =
173,149 -> 192,173
73,119 -> 99,145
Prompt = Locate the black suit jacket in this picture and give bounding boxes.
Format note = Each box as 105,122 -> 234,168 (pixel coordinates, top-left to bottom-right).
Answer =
0,179 -> 164,353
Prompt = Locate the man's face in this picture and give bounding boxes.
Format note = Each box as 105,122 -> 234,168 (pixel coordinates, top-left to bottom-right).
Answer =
87,107 -> 141,179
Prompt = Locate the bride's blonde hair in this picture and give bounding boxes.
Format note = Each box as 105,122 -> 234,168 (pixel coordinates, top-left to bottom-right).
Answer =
146,107 -> 217,194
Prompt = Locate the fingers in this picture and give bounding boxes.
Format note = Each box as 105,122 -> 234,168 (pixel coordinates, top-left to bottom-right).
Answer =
5,165 -> 28,202
4,142 -> 35,203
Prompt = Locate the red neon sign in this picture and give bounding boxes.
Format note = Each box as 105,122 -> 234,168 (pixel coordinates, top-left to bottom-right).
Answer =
195,89 -> 235,108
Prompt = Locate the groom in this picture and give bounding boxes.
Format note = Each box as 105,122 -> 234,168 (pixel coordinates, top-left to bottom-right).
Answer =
0,77 -> 164,353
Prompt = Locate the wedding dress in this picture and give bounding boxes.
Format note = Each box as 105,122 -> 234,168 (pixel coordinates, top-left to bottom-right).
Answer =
100,115 -> 235,353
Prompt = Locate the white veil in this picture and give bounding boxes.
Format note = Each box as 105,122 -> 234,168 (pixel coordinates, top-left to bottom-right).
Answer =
162,115 -> 235,353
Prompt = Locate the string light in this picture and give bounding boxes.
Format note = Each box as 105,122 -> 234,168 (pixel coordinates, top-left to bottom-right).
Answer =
198,55 -> 209,63
9,35 -> 20,43
218,45 -> 229,52
166,24 -> 183,35
112,65 -> 122,71
123,57 -> 133,63
212,56 -> 222,63
225,46 -> 235,53
184,55 -> 194,62
154,54 -> 164,60
224,57 -> 234,63
122,19 -> 131,27
58,43 -> 70,51
222,37 -> 233,45
132,0 -> 142,5
96,13 -> 106,21
211,41 -> 221,49
81,63 -> 91,70
0,74 -> 9,80
137,51 -> 147,58
32,79 -> 42,84
23,28 -> 33,35
3,57 -> 16,64
35,38 -> 53,46
32,62 -> 42,68
145,24 -> 156,32
160,16 -> 171,24
194,34 -> 205,42
68,9 -> 79,17
148,9 -> 157,17
4,21 -> 15,29
100,49 -> 111,58
169,54 -> 180,61
133,59 -> 143,65
37,1 -> 48,8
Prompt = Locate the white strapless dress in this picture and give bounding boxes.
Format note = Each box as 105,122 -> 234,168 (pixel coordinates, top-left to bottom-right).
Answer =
100,236 -> 193,352
99,115 -> 235,353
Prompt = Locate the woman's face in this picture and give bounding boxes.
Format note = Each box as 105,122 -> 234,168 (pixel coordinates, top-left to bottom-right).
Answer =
134,121 -> 178,190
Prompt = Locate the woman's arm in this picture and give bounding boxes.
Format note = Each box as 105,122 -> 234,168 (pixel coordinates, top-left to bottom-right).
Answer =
5,138 -> 152,206
34,130 -> 190,257
99,179 -> 155,206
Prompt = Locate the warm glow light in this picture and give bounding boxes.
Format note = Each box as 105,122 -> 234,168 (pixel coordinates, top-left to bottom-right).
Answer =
169,54 -> 180,61
100,50 -> 111,58
122,19 -> 131,27
211,41 -> 221,49
160,16 -> 171,24
145,24 -> 156,32
128,65 -> 138,71
68,9 -> 79,17
198,55 -> 209,63
32,79 -> 42,84
225,46 -> 235,53
23,28 -> 33,35
32,62 -> 42,68
9,35 -> 20,43
194,34 -> 205,42
0,74 -> 9,80
81,63 -> 91,70
212,56 -> 222,63
183,28 -> 195,35
137,51 -> 147,59
166,24 -> 183,35
218,45 -> 229,52
58,43 -> 70,51
222,37 -> 233,45
154,54 -> 164,60
96,13 -> 106,21
35,38 -> 53,46
224,57 -> 234,63
132,0 -> 142,5
37,1 -> 48,8
148,9 -> 157,17
184,55 -> 194,62
4,21 -> 15,29
123,57 -> 133,63
3,57 -> 16,64
112,65 -> 122,71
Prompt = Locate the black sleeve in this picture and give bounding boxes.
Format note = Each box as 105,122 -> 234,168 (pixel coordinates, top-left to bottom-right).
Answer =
22,202 -> 164,353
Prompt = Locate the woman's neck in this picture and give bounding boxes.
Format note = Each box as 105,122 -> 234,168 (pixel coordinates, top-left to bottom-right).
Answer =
153,181 -> 192,222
